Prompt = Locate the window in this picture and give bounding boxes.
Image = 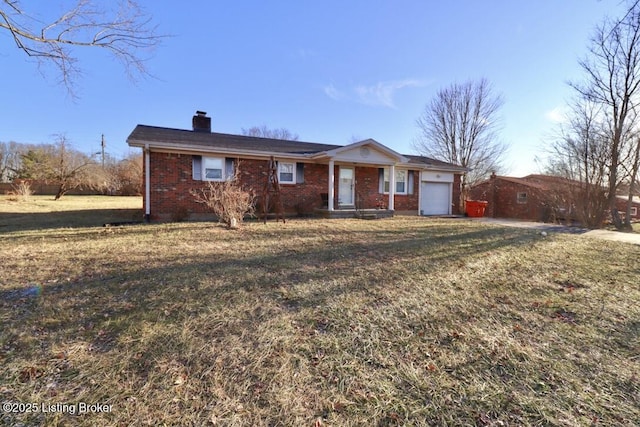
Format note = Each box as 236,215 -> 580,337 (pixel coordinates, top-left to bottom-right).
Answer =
278,161 -> 295,184
202,157 -> 224,181
517,192 -> 528,204
383,168 -> 407,194
632,207 -> 638,217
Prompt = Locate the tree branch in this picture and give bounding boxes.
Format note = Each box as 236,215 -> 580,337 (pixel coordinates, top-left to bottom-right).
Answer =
1,0 -> 165,97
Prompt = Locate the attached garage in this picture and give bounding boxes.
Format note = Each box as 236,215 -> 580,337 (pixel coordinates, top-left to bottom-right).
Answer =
420,172 -> 453,216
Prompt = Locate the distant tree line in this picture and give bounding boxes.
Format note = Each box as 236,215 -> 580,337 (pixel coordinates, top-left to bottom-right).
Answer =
0,136 -> 142,199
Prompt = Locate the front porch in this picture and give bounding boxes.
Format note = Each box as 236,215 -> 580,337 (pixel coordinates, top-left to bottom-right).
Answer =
314,208 -> 394,219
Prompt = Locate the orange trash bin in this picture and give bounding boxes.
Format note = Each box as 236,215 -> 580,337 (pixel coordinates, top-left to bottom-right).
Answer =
466,200 -> 488,217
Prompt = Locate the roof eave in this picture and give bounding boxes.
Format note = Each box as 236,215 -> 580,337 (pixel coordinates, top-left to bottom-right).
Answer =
126,138 -> 315,160
409,163 -> 467,172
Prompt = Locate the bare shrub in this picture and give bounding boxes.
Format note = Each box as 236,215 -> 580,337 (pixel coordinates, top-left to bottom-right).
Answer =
8,180 -> 34,201
190,166 -> 255,228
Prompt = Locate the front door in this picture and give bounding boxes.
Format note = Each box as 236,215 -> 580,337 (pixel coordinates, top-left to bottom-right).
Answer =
338,167 -> 355,207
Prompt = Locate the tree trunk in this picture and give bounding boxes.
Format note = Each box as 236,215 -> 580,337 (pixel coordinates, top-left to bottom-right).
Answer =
459,175 -> 468,215
55,183 -> 67,200
608,129 -> 624,230
625,139 -> 640,229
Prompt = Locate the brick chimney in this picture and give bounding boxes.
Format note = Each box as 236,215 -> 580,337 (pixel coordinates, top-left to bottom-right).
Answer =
192,110 -> 211,132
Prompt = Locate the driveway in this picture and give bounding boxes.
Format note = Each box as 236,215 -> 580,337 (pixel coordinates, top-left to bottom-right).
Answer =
469,217 -> 640,246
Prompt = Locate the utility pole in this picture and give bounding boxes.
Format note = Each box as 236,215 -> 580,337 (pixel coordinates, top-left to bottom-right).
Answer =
101,134 -> 105,168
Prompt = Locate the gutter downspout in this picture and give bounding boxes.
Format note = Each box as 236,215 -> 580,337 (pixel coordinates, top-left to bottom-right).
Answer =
144,144 -> 151,222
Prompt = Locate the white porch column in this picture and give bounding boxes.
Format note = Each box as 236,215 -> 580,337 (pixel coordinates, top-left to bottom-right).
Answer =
328,159 -> 335,211
144,145 -> 151,221
388,164 -> 395,211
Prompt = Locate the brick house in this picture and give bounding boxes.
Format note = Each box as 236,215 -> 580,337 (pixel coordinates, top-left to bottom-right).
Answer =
469,174 -> 589,222
470,173 -> 640,223
616,195 -> 640,221
126,111 -> 465,221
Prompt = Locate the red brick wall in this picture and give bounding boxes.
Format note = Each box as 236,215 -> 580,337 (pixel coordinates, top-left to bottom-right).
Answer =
615,197 -> 640,219
394,170 -> 419,212
146,152 -> 449,220
147,152 -> 210,220
469,177 -> 546,220
469,181 -> 493,217
354,166 -> 380,209
147,153 -> 334,220
238,159 -> 329,215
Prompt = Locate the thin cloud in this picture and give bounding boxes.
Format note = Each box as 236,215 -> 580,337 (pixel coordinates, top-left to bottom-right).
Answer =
323,83 -> 345,101
355,79 -> 423,108
545,106 -> 568,123
324,79 -> 425,108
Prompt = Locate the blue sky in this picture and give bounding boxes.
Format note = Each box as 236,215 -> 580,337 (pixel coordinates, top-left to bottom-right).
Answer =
1,1 -> 626,176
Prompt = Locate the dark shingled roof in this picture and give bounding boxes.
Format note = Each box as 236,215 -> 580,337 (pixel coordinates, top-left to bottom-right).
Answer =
128,124 -> 464,169
128,125 -> 341,154
404,155 -> 461,168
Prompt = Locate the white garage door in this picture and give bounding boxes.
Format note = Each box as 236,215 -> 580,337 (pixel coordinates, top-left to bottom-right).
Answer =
420,182 -> 451,215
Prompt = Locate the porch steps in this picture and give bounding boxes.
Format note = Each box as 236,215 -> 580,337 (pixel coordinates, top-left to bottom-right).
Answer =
355,211 -> 383,220
315,208 -> 394,219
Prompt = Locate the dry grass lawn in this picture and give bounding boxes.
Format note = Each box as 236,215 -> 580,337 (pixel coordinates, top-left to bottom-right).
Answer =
0,195 -> 142,232
1,196 -> 639,426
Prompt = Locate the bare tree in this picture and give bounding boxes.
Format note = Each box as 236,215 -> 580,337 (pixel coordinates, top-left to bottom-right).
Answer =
0,0 -> 162,95
241,125 -> 299,141
16,136 -> 100,199
0,141 -> 25,182
413,78 -> 506,210
571,1 -> 640,230
546,99 -> 611,228
101,152 -> 143,195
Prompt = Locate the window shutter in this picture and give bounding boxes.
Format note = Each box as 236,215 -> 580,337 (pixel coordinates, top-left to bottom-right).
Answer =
378,168 -> 384,193
296,163 -> 304,184
192,155 -> 202,180
408,170 -> 414,195
225,158 -> 235,180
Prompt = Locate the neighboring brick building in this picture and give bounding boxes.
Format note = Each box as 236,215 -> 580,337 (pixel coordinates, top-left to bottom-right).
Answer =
469,174 -> 586,222
616,196 -> 640,221
470,173 -> 640,223
126,111 -> 465,221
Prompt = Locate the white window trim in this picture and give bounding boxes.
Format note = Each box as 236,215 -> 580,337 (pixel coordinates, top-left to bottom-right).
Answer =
631,206 -> 638,217
278,161 -> 296,184
202,156 -> 225,181
383,168 -> 408,195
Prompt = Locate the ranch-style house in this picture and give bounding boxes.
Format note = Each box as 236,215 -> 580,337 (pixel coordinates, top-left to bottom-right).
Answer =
126,111 -> 465,221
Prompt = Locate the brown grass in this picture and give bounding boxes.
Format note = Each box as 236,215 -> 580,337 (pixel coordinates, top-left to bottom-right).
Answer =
0,195 -> 142,232
1,202 -> 639,426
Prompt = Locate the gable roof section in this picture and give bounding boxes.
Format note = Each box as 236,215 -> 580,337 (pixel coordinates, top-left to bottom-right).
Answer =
311,138 -> 409,163
127,124 -> 465,171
